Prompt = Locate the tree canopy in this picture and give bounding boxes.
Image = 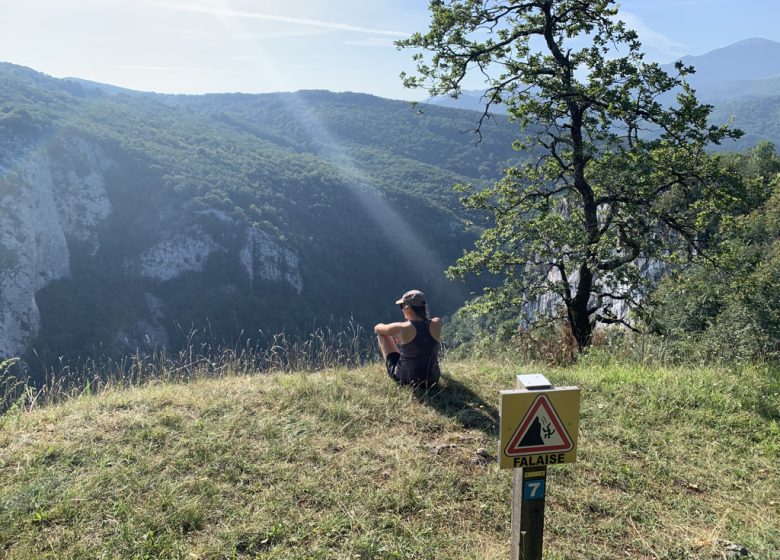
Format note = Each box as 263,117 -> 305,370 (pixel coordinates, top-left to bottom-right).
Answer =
399,0 -> 743,348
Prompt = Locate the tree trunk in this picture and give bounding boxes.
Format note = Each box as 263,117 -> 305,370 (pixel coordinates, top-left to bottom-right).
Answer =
566,299 -> 592,351
567,265 -> 594,351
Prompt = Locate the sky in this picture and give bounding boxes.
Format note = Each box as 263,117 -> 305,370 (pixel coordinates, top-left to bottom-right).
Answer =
1,0 -> 779,100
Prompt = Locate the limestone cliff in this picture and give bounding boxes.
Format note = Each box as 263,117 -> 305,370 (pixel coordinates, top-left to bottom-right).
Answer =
240,228 -> 303,294
0,134 -> 305,360
139,230 -> 218,281
0,135 -> 112,357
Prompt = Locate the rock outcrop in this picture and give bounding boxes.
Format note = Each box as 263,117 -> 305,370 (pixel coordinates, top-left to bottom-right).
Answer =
522,259 -> 668,327
139,229 -> 218,281
0,135 -> 305,359
240,228 -> 303,294
0,135 -> 113,358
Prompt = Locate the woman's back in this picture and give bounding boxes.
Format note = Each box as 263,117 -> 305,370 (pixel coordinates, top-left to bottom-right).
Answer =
397,320 -> 440,386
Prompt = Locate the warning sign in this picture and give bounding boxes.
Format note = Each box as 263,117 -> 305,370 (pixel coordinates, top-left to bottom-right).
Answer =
499,387 -> 580,469
505,394 -> 573,455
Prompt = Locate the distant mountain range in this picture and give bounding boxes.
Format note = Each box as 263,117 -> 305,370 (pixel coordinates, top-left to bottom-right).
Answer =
427,37 -> 780,150
662,38 -> 780,88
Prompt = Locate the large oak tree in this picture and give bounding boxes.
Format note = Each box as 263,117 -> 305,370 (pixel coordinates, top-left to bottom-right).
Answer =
399,0 -> 742,349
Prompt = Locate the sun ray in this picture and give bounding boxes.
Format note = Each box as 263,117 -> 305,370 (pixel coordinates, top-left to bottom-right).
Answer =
205,1 -> 450,280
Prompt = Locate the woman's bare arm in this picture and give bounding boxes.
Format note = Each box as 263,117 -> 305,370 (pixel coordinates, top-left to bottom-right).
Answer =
374,322 -> 406,337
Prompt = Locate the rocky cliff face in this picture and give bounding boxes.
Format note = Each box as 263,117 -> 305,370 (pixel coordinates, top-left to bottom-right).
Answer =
240,228 -> 303,294
138,229 -> 219,282
0,135 -> 112,358
522,259 -> 667,328
0,134 -> 304,361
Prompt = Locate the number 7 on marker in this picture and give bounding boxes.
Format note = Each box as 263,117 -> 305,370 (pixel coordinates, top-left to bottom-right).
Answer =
523,479 -> 545,500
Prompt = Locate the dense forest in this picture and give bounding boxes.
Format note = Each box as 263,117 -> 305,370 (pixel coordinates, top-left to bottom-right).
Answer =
0,63 -> 521,376
647,141 -> 780,361
2,57 -> 780,376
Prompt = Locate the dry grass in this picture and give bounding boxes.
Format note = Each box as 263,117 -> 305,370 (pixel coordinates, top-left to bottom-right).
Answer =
0,358 -> 778,559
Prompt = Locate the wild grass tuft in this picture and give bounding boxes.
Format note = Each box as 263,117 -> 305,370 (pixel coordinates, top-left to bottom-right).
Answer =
2,322 -> 375,414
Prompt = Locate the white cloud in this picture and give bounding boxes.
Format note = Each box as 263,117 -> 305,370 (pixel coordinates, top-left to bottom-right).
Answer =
619,11 -> 688,60
152,2 -> 409,37
148,27 -> 327,40
342,37 -> 396,48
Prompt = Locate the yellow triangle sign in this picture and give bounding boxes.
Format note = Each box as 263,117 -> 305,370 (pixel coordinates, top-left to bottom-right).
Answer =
504,394 -> 573,456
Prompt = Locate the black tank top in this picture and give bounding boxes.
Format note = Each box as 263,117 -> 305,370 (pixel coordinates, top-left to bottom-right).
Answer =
397,320 -> 441,386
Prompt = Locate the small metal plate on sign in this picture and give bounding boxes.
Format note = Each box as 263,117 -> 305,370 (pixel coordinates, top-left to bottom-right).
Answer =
524,469 -> 546,479
517,374 -> 552,390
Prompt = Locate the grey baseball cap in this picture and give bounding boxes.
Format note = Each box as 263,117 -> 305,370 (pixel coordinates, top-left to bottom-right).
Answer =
395,290 -> 427,306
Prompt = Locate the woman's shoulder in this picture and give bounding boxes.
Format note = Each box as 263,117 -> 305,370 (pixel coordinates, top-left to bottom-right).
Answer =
430,317 -> 442,324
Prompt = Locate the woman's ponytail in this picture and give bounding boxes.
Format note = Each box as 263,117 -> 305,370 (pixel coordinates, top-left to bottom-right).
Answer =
409,304 -> 429,322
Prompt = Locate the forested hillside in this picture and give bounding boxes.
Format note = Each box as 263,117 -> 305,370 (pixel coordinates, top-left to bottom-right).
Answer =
0,63 -> 521,377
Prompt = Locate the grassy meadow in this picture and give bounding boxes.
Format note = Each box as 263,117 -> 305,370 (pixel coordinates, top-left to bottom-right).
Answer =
0,357 -> 778,559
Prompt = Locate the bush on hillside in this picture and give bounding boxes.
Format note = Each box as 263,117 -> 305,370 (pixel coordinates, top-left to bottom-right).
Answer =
646,142 -> 780,362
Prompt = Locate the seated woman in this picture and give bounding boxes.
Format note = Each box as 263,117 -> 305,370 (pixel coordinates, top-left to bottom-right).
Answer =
374,290 -> 442,388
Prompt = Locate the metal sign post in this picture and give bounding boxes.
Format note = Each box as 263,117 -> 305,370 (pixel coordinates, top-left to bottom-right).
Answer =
500,374 -> 581,560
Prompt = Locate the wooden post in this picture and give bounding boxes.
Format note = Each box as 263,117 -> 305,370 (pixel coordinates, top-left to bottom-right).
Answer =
511,467 -> 547,560
510,373 -> 551,560
501,375 -> 580,559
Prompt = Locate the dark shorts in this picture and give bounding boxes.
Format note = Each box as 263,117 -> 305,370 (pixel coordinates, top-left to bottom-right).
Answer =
385,352 -> 439,389
385,352 -> 402,382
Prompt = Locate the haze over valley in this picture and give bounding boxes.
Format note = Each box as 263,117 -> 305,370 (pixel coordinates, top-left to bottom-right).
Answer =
1,36 -> 780,374
0,62 -> 523,374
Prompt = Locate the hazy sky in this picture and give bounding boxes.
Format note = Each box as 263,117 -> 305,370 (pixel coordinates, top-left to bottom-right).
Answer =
2,0 -> 779,100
